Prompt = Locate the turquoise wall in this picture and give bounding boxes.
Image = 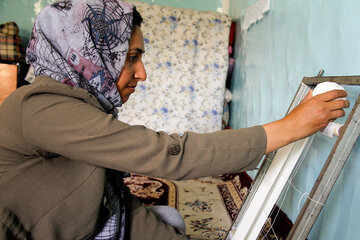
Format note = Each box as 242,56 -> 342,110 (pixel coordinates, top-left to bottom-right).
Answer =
134,0 -> 223,11
229,0 -> 360,239
1,0 -> 358,239
0,0 -> 223,45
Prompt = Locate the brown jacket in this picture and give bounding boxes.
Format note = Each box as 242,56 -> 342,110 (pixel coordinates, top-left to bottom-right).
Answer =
0,76 -> 266,239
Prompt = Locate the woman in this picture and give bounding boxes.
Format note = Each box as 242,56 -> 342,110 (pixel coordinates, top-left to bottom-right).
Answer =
0,0 -> 349,239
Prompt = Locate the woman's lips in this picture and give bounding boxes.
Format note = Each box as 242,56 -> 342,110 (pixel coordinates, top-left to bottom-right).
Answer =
127,86 -> 136,93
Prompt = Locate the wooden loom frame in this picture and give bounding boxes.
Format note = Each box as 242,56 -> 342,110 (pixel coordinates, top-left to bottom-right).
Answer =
226,75 -> 360,240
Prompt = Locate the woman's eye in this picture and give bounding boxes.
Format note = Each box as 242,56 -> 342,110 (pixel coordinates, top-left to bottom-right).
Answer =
128,55 -> 138,62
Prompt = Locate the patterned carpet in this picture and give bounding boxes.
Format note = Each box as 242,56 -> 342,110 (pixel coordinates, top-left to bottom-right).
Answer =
124,173 -> 291,240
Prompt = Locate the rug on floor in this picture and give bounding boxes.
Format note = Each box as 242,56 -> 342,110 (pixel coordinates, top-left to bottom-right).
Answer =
124,173 -> 292,239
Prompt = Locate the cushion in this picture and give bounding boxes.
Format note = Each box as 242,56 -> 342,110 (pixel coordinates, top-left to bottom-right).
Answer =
0,22 -> 25,63
118,1 -> 231,134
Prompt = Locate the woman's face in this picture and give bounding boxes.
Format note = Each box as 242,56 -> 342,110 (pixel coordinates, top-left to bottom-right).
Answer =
116,25 -> 147,103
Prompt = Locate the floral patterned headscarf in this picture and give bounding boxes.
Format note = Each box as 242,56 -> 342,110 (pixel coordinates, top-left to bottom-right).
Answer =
26,0 -> 134,113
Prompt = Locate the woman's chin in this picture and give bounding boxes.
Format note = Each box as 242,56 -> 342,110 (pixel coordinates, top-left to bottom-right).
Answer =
121,95 -> 130,104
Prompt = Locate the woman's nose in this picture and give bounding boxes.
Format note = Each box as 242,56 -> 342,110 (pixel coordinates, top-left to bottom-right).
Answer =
134,61 -> 147,81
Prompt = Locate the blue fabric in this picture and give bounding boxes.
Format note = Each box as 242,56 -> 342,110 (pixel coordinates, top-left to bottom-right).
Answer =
147,206 -> 186,233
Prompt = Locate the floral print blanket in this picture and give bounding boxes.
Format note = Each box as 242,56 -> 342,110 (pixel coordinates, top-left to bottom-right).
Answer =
118,0 -> 231,134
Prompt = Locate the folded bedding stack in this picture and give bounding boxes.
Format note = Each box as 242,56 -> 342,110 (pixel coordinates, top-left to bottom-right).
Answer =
118,0 -> 232,134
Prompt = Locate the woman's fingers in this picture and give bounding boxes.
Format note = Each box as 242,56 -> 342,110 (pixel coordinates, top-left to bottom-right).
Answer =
306,99 -> 348,126
327,99 -> 350,110
314,89 -> 347,102
302,90 -> 313,102
329,109 -> 346,120
305,90 -> 349,126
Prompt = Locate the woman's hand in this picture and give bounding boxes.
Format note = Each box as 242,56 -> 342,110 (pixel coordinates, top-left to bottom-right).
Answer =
263,89 -> 349,153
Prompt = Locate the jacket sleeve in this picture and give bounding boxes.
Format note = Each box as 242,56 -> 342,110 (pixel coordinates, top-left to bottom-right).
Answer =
21,92 -> 267,180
